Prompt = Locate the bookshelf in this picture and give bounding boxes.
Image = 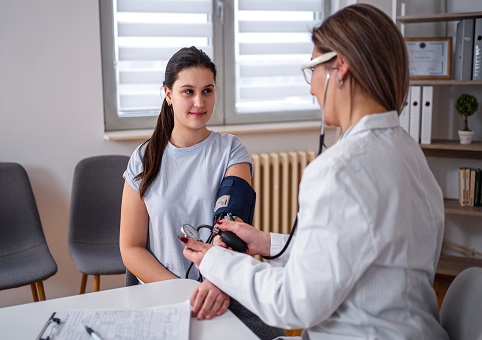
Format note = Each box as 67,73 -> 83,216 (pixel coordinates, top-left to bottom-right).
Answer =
397,11 -> 482,24
421,140 -> 482,159
444,198 -> 482,217
411,80 -> 482,86
436,254 -> 482,277
398,9 -> 482,280
397,12 -> 482,24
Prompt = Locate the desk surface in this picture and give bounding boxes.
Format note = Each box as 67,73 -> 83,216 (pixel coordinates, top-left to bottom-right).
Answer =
0,279 -> 258,339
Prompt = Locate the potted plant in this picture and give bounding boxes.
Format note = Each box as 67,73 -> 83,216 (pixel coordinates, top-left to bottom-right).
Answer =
456,93 -> 479,144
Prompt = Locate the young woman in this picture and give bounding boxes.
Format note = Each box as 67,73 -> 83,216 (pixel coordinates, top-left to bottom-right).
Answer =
183,5 -> 449,339
120,46 -> 284,339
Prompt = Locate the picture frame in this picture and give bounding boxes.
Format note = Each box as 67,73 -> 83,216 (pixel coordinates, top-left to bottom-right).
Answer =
405,37 -> 452,80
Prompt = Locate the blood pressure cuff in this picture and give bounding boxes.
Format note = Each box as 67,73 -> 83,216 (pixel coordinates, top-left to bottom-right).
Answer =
214,176 -> 256,225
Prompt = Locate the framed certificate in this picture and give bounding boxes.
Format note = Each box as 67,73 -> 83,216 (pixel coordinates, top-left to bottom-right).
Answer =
405,37 -> 452,80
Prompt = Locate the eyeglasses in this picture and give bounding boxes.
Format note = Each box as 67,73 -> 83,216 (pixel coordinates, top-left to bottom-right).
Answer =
300,51 -> 338,84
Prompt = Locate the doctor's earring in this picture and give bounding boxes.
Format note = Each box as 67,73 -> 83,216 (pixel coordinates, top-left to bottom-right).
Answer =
337,75 -> 344,88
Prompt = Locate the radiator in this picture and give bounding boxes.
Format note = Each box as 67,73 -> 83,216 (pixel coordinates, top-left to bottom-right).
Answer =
251,151 -> 316,234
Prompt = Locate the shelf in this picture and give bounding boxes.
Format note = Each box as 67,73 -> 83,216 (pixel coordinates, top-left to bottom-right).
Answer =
397,11 -> 482,24
410,80 -> 482,86
421,140 -> 482,159
436,254 -> 482,277
444,198 -> 482,217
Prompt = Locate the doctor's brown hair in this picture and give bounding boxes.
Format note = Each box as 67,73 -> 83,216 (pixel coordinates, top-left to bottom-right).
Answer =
312,4 -> 409,114
135,46 -> 217,197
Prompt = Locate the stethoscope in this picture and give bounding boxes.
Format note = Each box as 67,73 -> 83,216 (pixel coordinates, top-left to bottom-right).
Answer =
262,67 -> 335,260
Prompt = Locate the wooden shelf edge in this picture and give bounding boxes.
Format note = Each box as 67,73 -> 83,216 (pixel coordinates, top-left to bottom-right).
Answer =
444,199 -> 482,216
410,80 -> 482,86
436,254 -> 482,277
421,140 -> 482,159
422,140 -> 482,151
398,11 -> 482,23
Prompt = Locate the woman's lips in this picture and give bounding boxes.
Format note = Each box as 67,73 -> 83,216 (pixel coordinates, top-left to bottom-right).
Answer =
190,111 -> 206,117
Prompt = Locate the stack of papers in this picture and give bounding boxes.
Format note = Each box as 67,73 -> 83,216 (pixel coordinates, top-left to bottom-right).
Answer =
36,300 -> 191,340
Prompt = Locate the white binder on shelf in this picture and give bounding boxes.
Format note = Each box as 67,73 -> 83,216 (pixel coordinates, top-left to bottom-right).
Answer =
399,89 -> 410,133
454,19 -> 474,80
409,86 -> 421,143
420,86 -> 433,144
473,18 -> 482,80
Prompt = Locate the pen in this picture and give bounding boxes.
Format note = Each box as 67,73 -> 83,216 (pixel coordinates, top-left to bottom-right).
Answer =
84,325 -> 104,340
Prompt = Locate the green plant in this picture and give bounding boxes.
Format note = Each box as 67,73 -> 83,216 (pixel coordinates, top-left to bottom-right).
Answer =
455,93 -> 479,131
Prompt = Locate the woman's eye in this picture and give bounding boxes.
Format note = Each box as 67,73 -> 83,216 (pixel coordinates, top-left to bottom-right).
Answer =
203,88 -> 213,95
183,89 -> 194,95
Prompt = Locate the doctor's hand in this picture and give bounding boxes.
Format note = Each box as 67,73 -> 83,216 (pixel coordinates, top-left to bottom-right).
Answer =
182,237 -> 213,269
190,279 -> 230,320
214,220 -> 271,257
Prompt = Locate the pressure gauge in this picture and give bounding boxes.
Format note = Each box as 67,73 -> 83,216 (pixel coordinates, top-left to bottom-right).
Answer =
178,224 -> 200,241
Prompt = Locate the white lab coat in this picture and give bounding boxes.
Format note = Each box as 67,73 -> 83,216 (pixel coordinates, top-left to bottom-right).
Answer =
200,111 -> 448,339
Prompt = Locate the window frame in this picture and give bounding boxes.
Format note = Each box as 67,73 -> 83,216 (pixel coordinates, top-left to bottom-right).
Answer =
99,0 -> 327,132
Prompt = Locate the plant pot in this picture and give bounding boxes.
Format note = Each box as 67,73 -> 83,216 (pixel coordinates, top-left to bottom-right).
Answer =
458,130 -> 474,144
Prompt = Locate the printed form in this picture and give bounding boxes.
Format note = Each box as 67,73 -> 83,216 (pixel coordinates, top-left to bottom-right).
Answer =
37,300 -> 190,340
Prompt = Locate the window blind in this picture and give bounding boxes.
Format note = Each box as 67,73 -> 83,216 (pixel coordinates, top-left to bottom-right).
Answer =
115,0 -> 214,117
233,0 -> 324,115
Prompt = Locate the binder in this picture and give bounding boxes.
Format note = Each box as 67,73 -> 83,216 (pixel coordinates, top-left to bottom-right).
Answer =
420,86 -> 433,144
473,18 -> 482,80
475,169 -> 482,206
454,19 -> 474,80
409,86 -> 421,143
399,89 -> 411,133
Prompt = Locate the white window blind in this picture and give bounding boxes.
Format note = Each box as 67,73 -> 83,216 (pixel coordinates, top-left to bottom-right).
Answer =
225,0 -> 324,123
109,0 -> 213,126
116,0 -> 213,116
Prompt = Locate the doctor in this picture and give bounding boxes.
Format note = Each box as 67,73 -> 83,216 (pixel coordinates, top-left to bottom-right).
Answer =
183,4 -> 448,339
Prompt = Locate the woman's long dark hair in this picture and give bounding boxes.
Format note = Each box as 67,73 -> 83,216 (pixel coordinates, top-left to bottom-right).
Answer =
135,46 -> 217,197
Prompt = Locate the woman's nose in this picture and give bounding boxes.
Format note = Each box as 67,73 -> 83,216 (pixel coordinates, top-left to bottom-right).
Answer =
193,94 -> 204,107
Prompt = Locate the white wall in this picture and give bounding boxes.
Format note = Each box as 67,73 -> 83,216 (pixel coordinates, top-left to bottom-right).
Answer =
0,0 -> 321,307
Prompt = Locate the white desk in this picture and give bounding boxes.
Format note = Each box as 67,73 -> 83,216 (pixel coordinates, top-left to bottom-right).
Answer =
0,279 -> 258,339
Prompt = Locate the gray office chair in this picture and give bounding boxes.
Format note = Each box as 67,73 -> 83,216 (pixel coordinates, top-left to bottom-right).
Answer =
439,267 -> 482,340
68,155 -> 129,294
0,162 -> 58,302
125,269 -> 139,286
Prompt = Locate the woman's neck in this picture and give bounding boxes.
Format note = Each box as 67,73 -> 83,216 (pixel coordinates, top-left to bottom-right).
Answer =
338,86 -> 388,134
169,126 -> 211,148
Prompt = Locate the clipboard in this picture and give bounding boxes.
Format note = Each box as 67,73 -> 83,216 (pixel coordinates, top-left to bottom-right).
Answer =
35,300 -> 191,340
36,312 -> 62,340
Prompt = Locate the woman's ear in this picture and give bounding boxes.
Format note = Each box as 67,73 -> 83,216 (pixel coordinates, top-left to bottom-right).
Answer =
164,86 -> 172,104
333,54 -> 350,81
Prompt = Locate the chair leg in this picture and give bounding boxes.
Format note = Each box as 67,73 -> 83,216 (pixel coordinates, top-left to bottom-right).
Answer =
37,281 -> 46,301
30,283 -> 39,302
93,275 -> 100,292
80,273 -> 88,294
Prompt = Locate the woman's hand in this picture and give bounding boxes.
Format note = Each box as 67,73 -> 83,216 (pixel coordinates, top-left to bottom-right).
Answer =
190,279 -> 230,320
214,220 -> 271,257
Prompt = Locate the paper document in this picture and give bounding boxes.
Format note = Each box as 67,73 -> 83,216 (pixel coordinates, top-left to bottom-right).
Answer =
36,300 -> 191,340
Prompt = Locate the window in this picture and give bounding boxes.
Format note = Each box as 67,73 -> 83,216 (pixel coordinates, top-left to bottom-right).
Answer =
100,0 -> 327,131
